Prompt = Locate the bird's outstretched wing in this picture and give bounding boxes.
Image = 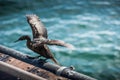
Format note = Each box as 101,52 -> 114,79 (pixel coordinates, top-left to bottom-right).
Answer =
45,40 -> 75,50
33,39 -> 75,50
26,14 -> 48,39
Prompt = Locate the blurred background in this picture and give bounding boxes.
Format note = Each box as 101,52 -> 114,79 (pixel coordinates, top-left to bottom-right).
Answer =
0,0 -> 120,80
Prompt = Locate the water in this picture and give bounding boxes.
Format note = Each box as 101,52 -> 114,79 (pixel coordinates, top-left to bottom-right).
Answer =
0,0 -> 120,80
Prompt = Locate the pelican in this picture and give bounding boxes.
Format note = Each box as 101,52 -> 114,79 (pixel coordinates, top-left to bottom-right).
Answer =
15,14 -> 75,65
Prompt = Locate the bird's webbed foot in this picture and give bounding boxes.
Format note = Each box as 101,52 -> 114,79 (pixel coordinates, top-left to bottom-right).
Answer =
26,55 -> 41,59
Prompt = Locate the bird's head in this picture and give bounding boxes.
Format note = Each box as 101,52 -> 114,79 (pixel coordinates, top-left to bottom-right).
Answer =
15,35 -> 30,42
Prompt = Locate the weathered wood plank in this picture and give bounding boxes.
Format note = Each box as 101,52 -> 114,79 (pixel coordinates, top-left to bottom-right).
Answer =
0,61 -> 46,80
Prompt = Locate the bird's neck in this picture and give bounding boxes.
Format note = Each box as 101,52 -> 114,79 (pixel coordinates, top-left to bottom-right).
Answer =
26,37 -> 31,43
26,37 -> 32,48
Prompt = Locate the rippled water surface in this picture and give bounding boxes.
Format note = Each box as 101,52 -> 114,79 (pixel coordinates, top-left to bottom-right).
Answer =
0,0 -> 120,80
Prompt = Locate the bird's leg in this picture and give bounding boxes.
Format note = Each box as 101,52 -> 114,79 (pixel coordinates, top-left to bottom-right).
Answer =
26,55 -> 41,59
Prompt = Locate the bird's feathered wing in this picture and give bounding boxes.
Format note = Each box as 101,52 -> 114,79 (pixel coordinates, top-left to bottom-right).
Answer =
26,14 -> 75,49
43,40 -> 75,50
26,14 -> 48,39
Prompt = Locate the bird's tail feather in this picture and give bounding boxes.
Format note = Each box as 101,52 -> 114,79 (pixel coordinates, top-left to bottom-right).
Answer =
51,58 -> 59,65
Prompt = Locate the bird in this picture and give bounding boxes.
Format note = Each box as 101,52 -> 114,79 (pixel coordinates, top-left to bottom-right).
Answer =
15,14 -> 75,65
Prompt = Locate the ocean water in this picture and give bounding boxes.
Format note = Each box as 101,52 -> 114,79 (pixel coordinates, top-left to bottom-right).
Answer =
0,0 -> 120,80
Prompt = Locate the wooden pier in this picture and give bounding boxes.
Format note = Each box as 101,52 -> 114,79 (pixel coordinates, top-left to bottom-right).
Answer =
0,53 -> 67,80
0,45 -> 96,80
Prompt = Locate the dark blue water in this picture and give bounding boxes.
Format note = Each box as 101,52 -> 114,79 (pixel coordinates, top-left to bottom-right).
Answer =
0,0 -> 120,80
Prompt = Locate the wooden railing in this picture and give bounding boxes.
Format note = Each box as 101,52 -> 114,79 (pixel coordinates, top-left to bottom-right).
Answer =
0,45 -> 96,80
